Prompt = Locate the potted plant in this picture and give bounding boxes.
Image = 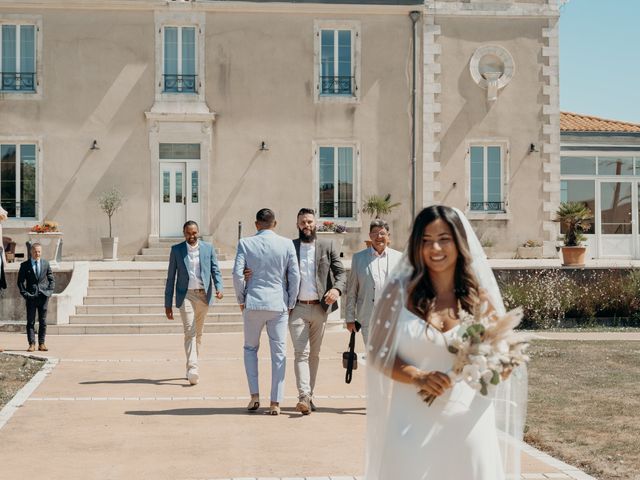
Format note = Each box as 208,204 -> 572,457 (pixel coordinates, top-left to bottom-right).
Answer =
554,202 -> 592,266
29,221 -> 63,266
316,220 -> 347,250
362,194 -> 401,247
98,187 -> 124,260
362,194 -> 401,219
517,240 -> 543,259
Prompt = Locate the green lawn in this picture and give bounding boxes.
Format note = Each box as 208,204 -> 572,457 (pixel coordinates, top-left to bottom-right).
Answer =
526,340 -> 640,480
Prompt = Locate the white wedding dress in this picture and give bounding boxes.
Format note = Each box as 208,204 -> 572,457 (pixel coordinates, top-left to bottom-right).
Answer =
375,307 -> 505,480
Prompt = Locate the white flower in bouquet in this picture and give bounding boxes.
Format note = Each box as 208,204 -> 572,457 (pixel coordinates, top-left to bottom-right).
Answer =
447,304 -> 530,397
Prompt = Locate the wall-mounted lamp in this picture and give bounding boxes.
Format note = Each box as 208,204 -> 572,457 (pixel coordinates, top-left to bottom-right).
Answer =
529,143 -> 539,154
90,140 -> 100,151
259,141 -> 269,151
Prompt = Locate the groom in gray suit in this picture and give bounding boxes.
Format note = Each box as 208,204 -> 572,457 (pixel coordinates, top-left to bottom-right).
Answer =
233,208 -> 300,415
345,219 -> 402,344
290,208 -> 346,414
165,221 -> 224,385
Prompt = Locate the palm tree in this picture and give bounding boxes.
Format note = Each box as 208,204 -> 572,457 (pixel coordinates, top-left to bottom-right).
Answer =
554,202 -> 592,247
362,194 -> 401,219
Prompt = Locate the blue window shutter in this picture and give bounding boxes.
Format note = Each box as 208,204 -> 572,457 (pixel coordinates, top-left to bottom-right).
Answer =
487,146 -> 501,203
20,26 -> 35,73
470,146 -> 484,209
319,147 -> 335,217
337,147 -> 354,217
182,27 -> 196,75
20,144 -> 37,217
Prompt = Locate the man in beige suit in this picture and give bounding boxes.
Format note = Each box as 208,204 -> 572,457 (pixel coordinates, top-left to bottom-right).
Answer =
345,219 -> 402,345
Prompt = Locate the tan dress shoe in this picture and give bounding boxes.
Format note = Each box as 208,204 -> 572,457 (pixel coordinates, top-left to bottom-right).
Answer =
269,404 -> 280,416
296,396 -> 311,415
27,344 -> 35,352
247,395 -> 260,411
38,344 -> 48,352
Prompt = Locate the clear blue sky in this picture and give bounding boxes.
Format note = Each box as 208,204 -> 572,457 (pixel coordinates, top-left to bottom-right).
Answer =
560,0 -> 640,124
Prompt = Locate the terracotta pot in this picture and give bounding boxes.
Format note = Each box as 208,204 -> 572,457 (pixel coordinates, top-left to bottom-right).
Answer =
364,240 -> 372,248
561,246 -> 586,266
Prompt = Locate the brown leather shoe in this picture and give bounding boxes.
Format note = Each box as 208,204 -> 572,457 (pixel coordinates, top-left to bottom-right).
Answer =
296,395 -> 311,415
27,344 -> 35,352
38,344 -> 48,352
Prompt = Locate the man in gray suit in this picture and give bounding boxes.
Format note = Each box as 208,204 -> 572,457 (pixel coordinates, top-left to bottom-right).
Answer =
290,208 -> 346,415
233,208 -> 300,415
345,219 -> 403,344
165,221 -> 224,385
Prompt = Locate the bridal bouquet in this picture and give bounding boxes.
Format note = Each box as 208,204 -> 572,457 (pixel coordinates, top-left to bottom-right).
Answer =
424,304 -> 530,405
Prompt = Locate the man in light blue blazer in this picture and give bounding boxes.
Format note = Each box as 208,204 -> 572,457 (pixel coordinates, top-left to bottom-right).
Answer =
233,208 -> 300,415
165,221 -> 224,385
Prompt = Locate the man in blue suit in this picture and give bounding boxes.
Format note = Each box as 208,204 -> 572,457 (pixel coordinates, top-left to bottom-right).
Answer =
165,221 -> 224,385
233,208 -> 300,415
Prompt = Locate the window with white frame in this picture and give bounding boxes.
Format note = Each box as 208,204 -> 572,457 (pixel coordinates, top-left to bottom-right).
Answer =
163,26 -> 197,93
318,145 -> 356,220
314,21 -> 360,101
1,23 -> 36,92
469,144 -> 505,212
0,143 -> 37,218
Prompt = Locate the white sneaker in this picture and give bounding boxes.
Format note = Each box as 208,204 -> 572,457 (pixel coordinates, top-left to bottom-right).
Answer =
187,369 -> 199,385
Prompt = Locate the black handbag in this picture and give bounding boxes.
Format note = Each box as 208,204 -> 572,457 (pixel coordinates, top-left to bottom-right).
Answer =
343,321 -> 361,384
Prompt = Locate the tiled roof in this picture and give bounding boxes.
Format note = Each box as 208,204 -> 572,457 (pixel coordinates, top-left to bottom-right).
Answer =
561,112 -> 640,133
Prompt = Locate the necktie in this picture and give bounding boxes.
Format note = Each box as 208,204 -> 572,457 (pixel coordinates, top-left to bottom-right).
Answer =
35,262 -> 39,277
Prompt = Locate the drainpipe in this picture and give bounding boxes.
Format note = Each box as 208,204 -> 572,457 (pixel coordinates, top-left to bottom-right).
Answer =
409,10 -> 421,220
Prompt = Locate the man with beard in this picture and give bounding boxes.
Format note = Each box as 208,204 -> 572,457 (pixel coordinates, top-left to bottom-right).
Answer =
345,219 -> 402,345
243,207 -> 346,415
290,208 -> 346,414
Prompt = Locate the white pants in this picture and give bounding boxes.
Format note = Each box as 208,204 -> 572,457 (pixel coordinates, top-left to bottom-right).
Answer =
289,303 -> 328,399
178,289 -> 210,373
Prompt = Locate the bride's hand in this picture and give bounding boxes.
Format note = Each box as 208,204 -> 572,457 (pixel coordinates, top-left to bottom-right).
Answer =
411,370 -> 451,398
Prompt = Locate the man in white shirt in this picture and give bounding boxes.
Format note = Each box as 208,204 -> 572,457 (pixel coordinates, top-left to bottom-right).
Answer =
165,221 -> 224,385
345,219 -> 403,344
289,208 -> 346,415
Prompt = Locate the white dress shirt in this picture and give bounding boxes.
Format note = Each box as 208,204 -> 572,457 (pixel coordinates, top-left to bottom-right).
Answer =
371,247 -> 390,304
298,241 -> 319,301
187,241 -> 204,290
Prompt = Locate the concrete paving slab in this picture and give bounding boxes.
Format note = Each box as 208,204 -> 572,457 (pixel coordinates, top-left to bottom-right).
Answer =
0,331 -> 595,480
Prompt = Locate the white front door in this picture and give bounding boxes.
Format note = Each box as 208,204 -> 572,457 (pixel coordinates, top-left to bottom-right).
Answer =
598,180 -> 634,258
160,163 -> 186,237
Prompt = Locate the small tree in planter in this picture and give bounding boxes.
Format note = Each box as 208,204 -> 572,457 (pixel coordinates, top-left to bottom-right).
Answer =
362,194 -> 401,219
98,187 -> 124,260
362,194 -> 401,247
554,202 -> 592,266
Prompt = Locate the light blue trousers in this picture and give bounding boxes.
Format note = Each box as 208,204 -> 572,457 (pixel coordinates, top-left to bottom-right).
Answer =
243,309 -> 288,403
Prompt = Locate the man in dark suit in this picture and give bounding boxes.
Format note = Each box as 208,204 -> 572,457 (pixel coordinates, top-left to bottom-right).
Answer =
17,243 -> 55,352
0,243 -> 6,353
165,221 -> 224,385
290,208 -> 346,414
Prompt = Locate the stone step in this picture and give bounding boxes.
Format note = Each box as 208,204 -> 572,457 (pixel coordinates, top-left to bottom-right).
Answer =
76,304 -> 239,314
69,313 -> 242,324
49,323 -> 245,335
88,276 -> 234,287
89,268 -> 234,278
147,241 -> 223,251
134,253 -> 230,262
84,295 -> 237,305
87,285 -> 238,296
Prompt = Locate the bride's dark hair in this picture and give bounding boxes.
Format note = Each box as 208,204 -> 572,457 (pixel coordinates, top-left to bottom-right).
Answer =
406,205 -> 480,319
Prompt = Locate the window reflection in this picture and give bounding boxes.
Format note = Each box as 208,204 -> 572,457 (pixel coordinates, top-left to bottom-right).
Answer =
560,180 -> 595,234
600,182 -> 631,234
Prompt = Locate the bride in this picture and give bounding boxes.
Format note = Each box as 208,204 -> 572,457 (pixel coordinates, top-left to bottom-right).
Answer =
365,205 -> 527,480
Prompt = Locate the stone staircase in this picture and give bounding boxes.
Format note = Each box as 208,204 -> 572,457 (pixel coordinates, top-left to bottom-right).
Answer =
134,238 -> 229,262
53,266 -> 243,334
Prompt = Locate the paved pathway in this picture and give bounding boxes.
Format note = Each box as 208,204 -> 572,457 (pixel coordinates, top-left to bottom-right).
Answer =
0,331 -> 596,480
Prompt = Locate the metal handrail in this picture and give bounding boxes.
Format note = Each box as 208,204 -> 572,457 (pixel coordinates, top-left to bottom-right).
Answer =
320,76 -> 355,95
0,72 -> 36,91
163,74 -> 198,93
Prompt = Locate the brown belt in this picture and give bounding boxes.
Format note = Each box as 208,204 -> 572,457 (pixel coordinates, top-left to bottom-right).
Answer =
297,299 -> 320,305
